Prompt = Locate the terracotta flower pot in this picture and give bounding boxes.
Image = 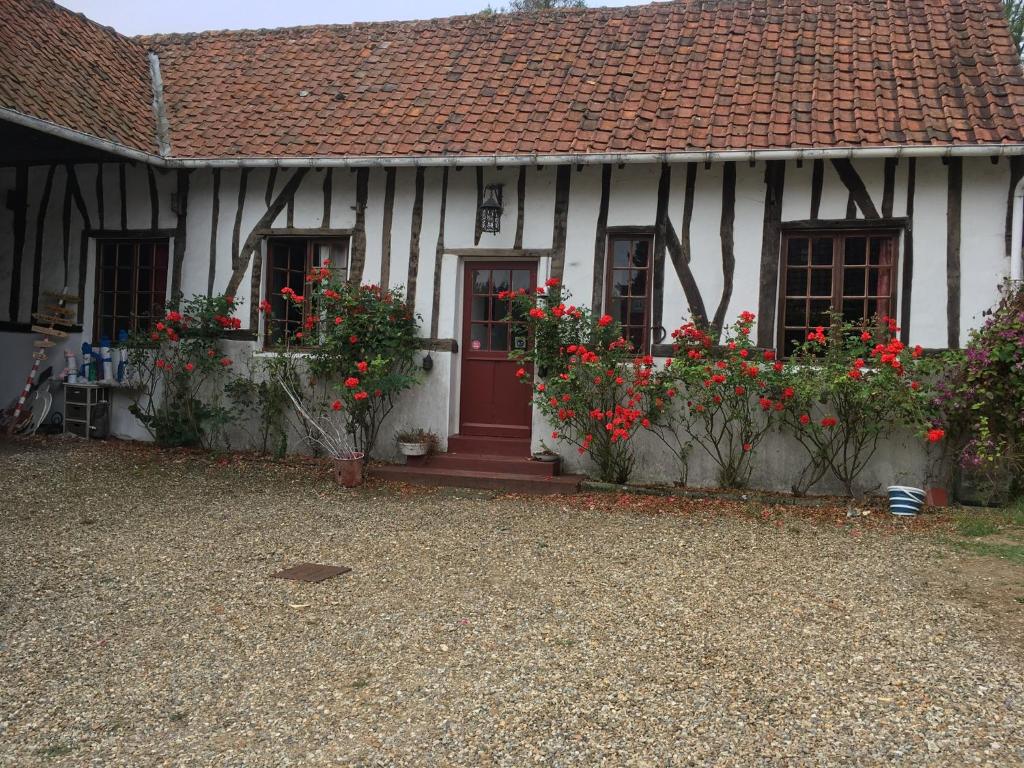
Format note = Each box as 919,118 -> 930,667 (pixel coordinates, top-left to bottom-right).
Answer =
332,452 -> 365,487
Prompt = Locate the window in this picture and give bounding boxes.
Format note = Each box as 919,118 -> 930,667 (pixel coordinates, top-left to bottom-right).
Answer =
778,230 -> 899,356
264,237 -> 349,346
94,239 -> 169,342
604,233 -> 654,352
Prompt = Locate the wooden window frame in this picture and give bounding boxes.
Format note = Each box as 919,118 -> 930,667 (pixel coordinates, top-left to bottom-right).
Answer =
776,228 -> 901,357
604,230 -> 656,354
262,236 -> 350,350
93,237 -> 170,342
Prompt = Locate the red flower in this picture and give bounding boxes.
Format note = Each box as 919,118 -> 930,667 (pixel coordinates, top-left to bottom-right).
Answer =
597,314 -> 613,327
529,307 -> 546,319
912,345 -> 923,359
515,368 -> 526,378
331,400 -> 342,411
184,362 -> 195,373
742,442 -> 752,452
860,331 -> 872,342
782,387 -> 794,399
536,383 -> 546,392
551,431 -> 559,439
345,376 -> 360,388
740,311 -> 755,323
820,417 -> 837,428
848,369 -> 862,379
738,348 -> 749,359
545,277 -> 560,288
927,427 -> 945,443
155,358 -> 165,369
763,350 -> 776,362
334,316 -> 343,325
156,322 -> 166,331
356,361 -> 369,373
354,391 -> 369,401
259,299 -> 272,314
910,381 -> 921,391
220,357 -> 232,367
349,335 -> 359,344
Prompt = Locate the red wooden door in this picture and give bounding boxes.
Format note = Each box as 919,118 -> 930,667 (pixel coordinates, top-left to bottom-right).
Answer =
459,263 -> 536,438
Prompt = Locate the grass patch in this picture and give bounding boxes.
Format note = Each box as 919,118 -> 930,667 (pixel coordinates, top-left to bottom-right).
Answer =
951,539 -> 1024,566
955,515 -> 1001,537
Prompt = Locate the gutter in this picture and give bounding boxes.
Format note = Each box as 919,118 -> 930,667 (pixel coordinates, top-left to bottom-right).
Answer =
5,106 -> 1024,168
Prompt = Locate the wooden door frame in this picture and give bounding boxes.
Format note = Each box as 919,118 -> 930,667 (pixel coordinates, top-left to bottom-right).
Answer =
456,258 -> 538,438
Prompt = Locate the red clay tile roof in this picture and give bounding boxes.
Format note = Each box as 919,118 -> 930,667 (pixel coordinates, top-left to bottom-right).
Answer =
4,0 -> 1024,160
141,0 -> 1024,159
0,0 -> 158,153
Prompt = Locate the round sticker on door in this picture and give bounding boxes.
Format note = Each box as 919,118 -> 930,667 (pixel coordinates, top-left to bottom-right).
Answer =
471,339 -> 481,350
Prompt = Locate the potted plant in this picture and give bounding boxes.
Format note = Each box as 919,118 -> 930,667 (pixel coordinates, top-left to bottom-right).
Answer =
278,376 -> 364,487
397,428 -> 436,457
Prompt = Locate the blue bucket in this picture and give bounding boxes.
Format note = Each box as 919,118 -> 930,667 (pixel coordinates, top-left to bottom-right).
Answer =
888,485 -> 925,517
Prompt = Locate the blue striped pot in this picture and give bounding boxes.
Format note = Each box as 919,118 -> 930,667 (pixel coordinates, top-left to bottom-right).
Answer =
888,485 -> 925,517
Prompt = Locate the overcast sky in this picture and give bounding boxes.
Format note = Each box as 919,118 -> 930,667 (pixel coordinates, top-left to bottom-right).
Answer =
57,0 -> 641,35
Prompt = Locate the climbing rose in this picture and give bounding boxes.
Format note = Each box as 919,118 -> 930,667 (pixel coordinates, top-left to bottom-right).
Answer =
927,427 -> 945,443
545,278 -> 560,288
353,391 -> 369,401
184,362 -> 195,373
349,335 -> 358,344
220,357 -> 232,367
799,414 -> 811,425
331,400 -> 342,411
356,361 -> 369,373
597,314 -> 613,327
821,417 -> 837,428
344,376 -> 360,388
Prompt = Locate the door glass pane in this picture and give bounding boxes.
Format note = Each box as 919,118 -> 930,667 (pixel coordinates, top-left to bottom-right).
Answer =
470,323 -> 488,350
628,298 -> 645,325
611,269 -> 630,298
491,296 -> 509,322
473,270 -> 490,294
471,295 -> 488,321
492,270 -> 510,293
490,324 -> 508,351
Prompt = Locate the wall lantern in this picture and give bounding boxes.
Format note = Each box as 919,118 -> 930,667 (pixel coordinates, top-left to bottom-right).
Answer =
478,184 -> 504,234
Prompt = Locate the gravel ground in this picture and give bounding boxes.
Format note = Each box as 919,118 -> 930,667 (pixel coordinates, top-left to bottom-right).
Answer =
1,439 -> 1022,767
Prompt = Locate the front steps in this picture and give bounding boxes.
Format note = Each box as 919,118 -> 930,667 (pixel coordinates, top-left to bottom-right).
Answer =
370,434 -> 582,494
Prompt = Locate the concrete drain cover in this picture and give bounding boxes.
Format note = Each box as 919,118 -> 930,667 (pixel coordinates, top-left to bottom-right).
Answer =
271,563 -> 351,582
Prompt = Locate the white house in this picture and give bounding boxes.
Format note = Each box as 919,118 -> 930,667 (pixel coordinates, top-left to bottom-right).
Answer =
2,0 -> 1024,490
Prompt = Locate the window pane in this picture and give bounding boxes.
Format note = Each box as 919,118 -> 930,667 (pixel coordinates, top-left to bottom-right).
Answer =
843,268 -> 866,297
810,269 -> 832,297
632,239 -> 650,268
492,270 -> 510,293
842,298 -> 864,323
787,238 -> 809,266
612,239 -> 631,269
628,298 -> 645,326
511,269 -> 531,293
844,238 -> 867,266
784,298 -> 806,324
811,238 -> 833,266
629,270 -> 648,297
611,269 -> 630,298
785,268 -> 807,296
809,299 -> 830,327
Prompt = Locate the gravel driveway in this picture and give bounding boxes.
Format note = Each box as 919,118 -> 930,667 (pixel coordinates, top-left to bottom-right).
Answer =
1,440 -> 1022,766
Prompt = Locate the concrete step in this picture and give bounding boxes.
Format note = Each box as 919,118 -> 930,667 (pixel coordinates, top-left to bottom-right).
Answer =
371,464 -> 581,495
407,452 -> 560,476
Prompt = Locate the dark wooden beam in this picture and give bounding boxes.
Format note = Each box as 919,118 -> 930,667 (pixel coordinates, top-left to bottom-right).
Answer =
513,165 -> 526,249
473,167 -> 484,246
430,167 -> 450,339
881,157 -> 897,218
712,162 -> 737,337
946,157 -> 962,349
349,168 -> 369,283
590,163 -> 612,310
900,159 -> 915,345
406,167 -> 425,304
61,165 -> 72,284
549,165 -> 571,280
7,164 -> 27,323
66,166 -> 92,325
830,159 -> 880,219
208,168 -> 221,297
652,163 -> 671,331
95,162 -> 104,230
321,168 -> 333,229
171,169 -> 190,304
225,167 -> 309,300
781,217 -> 908,231
265,167 -> 277,207
845,190 -> 857,219
664,163 -> 708,328
379,167 -> 396,287
809,159 -> 823,219
756,160 -> 785,347
230,168 -> 251,293
146,165 -> 159,230
29,165 -> 56,318
118,163 -> 127,230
